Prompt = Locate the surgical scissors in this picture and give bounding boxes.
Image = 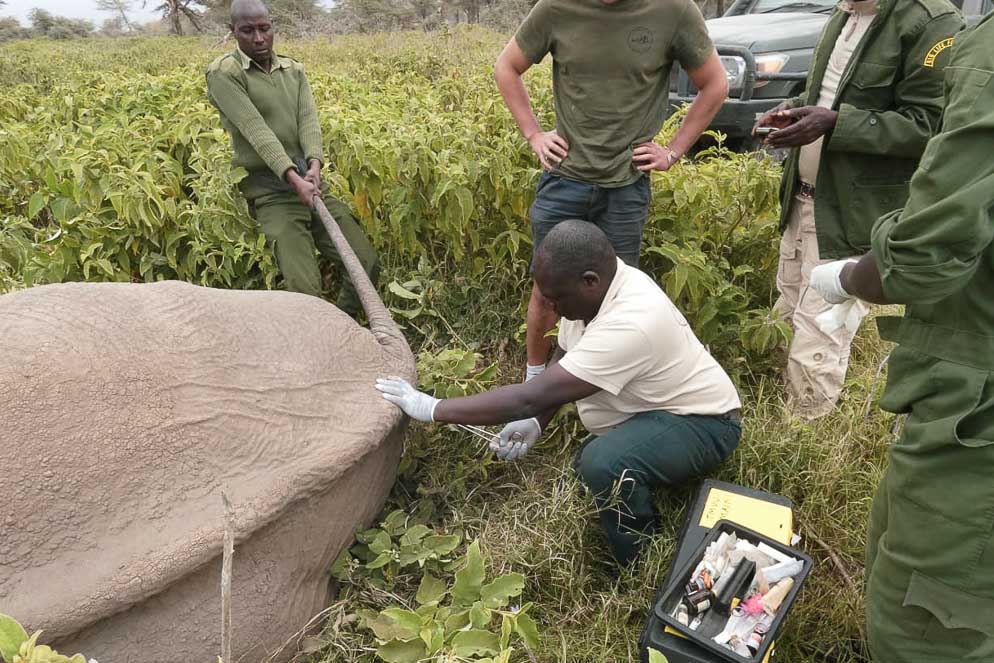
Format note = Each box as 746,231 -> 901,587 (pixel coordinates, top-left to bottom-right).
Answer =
453,424 -> 523,450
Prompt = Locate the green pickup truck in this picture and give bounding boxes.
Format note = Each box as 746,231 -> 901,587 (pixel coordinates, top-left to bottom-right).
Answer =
668,0 -> 993,151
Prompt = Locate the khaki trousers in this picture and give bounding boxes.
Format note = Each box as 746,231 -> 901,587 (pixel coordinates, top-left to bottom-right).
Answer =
774,195 -> 867,419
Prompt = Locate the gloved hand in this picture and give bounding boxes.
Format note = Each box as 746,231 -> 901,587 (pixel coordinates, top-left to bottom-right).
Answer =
816,299 -> 870,335
809,259 -> 858,305
490,418 -> 542,461
375,377 -> 440,422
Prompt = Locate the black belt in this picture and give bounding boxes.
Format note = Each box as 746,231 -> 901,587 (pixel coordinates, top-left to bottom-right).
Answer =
721,409 -> 742,425
798,182 -> 816,198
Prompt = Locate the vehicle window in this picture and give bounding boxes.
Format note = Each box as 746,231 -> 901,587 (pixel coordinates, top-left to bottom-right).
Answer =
753,0 -> 836,12
957,0 -> 992,12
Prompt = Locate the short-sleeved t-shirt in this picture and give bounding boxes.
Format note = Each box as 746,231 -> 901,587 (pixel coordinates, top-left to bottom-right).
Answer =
558,259 -> 741,435
515,0 -> 714,187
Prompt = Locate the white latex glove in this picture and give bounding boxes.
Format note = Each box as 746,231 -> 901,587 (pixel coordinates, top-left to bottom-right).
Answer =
816,299 -> 870,335
490,418 -> 542,461
809,259 -> 858,305
375,377 -> 440,422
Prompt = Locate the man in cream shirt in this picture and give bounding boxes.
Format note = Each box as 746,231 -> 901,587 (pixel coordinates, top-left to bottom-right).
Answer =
376,221 -> 742,565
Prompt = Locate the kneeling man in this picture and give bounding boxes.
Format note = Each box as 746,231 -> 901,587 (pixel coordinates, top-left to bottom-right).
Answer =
377,220 -> 742,565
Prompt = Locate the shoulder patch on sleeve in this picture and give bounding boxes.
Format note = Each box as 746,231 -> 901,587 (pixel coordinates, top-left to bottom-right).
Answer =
924,36 -> 956,68
207,54 -> 237,75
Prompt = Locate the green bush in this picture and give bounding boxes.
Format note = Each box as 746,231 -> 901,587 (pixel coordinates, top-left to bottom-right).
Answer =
0,30 -> 785,379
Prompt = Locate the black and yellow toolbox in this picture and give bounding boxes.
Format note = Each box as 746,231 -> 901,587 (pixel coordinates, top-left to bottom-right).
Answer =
639,480 -> 802,663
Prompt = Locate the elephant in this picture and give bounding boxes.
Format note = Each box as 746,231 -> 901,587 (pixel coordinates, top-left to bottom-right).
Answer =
0,202 -> 415,662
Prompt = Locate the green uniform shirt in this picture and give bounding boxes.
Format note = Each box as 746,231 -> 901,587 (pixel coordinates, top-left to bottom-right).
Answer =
779,0 -> 963,258
515,0 -> 713,187
206,49 -> 325,198
871,12 -> 994,369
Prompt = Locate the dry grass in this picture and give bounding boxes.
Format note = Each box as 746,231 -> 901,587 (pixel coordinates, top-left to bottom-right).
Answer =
312,306 -> 900,663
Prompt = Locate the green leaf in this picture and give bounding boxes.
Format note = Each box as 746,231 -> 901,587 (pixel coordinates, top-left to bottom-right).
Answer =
451,540 -> 485,606
648,648 -> 671,663
443,609 -> 470,636
480,573 -> 524,609
376,638 -> 426,663
397,545 -> 432,567
514,613 -> 540,650
450,629 -> 500,657
381,609 -> 422,639
0,614 -> 28,663
366,552 -> 393,570
329,550 -> 351,580
469,601 -> 491,629
388,280 -> 422,301
415,573 -> 448,606
455,187 -> 474,224
399,524 -> 432,547
27,192 -> 46,219
423,534 -> 460,556
361,610 -> 416,642
369,530 -> 393,555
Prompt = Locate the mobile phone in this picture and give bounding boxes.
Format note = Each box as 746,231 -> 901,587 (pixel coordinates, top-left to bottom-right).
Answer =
754,126 -> 779,137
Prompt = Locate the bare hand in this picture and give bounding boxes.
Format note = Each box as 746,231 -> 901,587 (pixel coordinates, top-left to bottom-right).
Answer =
527,130 -> 569,170
287,169 -> 319,208
632,142 -> 679,172
752,101 -> 793,135
304,160 -> 322,189
766,106 -> 839,149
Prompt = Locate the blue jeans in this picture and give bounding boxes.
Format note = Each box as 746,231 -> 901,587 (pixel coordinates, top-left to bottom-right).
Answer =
529,172 -> 651,267
573,409 -> 741,565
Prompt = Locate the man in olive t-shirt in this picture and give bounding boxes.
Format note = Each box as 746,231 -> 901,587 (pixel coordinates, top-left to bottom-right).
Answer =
494,0 -> 729,382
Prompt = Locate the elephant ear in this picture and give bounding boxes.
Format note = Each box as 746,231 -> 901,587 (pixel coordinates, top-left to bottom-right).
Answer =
314,199 -> 415,379
0,614 -> 28,663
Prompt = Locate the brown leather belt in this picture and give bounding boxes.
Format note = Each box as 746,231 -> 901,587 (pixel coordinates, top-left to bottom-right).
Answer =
798,182 -> 816,198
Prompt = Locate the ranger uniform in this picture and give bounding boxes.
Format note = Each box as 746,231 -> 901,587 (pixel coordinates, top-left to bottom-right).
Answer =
811,17 -> 994,663
838,13 -> 994,660
206,49 -> 378,315
775,0 -> 963,418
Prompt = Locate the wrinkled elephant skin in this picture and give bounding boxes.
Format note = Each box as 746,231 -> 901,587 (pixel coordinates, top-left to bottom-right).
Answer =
0,280 -> 415,662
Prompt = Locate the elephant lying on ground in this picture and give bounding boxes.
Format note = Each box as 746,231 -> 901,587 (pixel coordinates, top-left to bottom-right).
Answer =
0,204 -> 414,662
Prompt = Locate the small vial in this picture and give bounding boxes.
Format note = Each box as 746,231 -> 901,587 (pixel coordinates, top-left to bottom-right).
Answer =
675,602 -> 690,626
686,589 -> 712,616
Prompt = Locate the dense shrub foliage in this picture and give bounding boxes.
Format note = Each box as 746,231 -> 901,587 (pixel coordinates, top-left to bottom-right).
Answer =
0,29 -> 785,381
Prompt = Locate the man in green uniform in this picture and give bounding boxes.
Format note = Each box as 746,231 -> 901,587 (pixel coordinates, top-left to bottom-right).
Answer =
494,0 -> 729,382
808,14 -> 994,659
754,0 -> 962,419
206,0 -> 377,315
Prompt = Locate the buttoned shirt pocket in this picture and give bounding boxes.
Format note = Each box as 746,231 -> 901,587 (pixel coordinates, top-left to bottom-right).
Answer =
844,62 -> 897,109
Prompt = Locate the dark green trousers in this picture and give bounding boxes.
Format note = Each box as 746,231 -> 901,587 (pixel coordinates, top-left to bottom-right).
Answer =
866,347 -> 994,662
249,191 -> 378,317
574,410 -> 741,566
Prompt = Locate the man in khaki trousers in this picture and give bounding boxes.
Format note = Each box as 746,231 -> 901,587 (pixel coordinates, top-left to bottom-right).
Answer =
754,0 -> 962,418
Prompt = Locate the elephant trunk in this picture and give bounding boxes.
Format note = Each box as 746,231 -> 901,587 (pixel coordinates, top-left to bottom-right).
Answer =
314,199 -> 415,374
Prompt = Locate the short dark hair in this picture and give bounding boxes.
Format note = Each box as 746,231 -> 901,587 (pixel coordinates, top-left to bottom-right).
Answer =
535,220 -> 617,284
230,0 -> 269,24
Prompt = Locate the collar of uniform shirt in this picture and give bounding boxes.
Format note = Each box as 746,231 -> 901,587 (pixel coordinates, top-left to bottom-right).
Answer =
839,0 -> 880,15
235,47 -> 289,72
